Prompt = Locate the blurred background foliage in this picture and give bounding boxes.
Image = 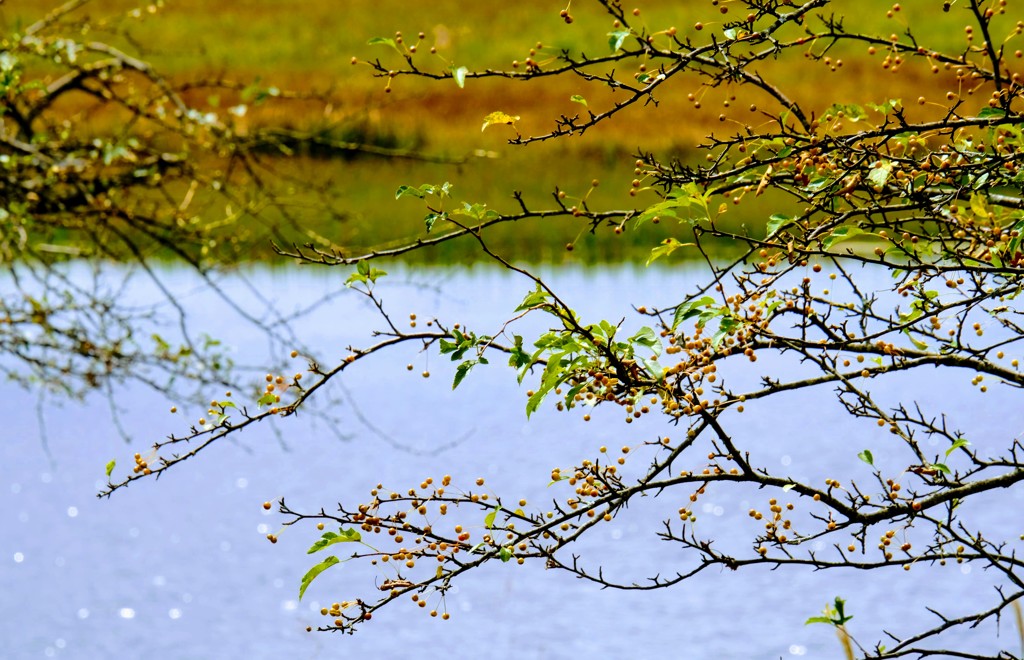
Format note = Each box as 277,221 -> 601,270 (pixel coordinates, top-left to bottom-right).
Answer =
1,1 -> 986,263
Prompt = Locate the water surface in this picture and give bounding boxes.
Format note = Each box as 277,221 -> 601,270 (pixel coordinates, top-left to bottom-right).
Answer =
2,264 -> 1020,659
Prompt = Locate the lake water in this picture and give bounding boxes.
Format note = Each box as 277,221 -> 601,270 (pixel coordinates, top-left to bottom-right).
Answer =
2,264 -> 1021,659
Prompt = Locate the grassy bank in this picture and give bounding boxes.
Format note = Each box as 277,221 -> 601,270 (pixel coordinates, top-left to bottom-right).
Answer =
5,1 -> 1005,264
10,0 -> 979,152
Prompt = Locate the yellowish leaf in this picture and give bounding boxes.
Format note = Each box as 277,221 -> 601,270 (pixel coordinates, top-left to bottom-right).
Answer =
482,111 -> 520,132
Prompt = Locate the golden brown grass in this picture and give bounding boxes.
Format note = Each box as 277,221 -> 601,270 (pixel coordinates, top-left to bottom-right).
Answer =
8,0 -> 990,153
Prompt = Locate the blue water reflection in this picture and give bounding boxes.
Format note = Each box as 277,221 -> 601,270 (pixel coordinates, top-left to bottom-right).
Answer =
1,264 -> 1019,659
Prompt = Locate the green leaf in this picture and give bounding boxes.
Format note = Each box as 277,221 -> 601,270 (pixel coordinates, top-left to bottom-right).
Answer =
782,483 -> 796,492
978,107 -> 1006,119
563,381 -> 586,407
525,381 -> 551,418
821,226 -> 865,250
608,29 -> 631,52
825,103 -> 868,122
903,329 -> 928,351
808,596 -> 854,626
646,237 -> 694,266
425,212 -> 446,232
451,66 -> 468,88
256,392 -> 277,408
833,596 -> 853,625
367,36 -> 397,48
672,296 -> 716,331
151,333 -> 171,352
766,214 -> 792,239
804,176 -> 833,192
481,111 -> 520,132
865,99 -> 900,115
634,197 -> 687,227
867,161 -> 893,188
105,460 -> 116,478
594,319 -> 616,340
712,315 -> 741,349
676,182 -> 712,220
346,261 -> 387,286
931,462 -> 951,475
308,528 -> 362,554
844,104 -> 868,122
858,450 -> 874,466
630,326 -> 661,357
395,184 -> 427,200
516,285 -> 551,312
508,335 -> 531,371
299,555 -> 340,600
525,352 -> 575,418
498,546 -> 513,562
570,95 -> 587,107
453,360 -> 476,389
452,201 -> 499,220
484,505 -> 500,529
945,438 -> 970,457
970,192 -> 990,219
